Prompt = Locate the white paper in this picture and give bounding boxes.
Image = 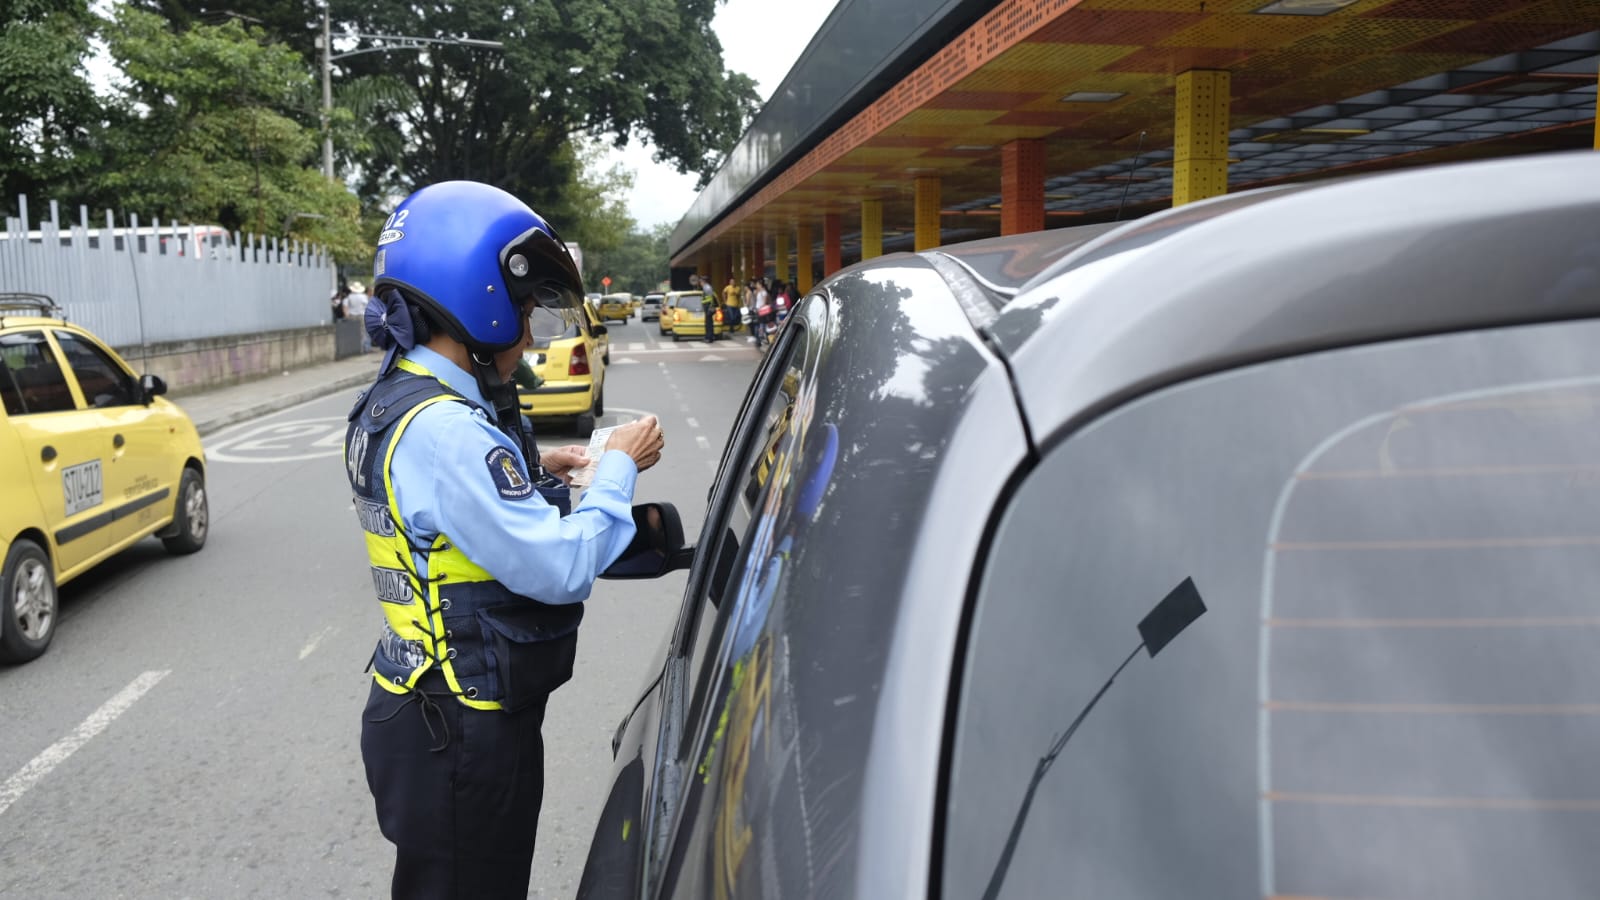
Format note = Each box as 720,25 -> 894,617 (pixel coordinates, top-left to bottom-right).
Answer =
568,425 -> 618,489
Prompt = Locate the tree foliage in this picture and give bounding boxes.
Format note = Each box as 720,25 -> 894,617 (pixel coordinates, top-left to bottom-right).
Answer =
94,7 -> 365,258
589,222 -> 672,295
3,0 -> 758,268
0,0 -> 102,206
330,0 -> 759,203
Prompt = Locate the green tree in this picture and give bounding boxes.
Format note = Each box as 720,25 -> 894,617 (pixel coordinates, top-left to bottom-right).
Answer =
330,0 -> 759,203
0,0 -> 102,208
589,222 -> 671,295
94,7 -> 366,260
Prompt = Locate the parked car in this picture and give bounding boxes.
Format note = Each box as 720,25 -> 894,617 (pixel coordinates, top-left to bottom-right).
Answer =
662,290 -> 724,341
517,306 -> 607,434
0,293 -> 209,664
576,153 -> 1600,899
599,292 -> 634,323
641,292 -> 665,322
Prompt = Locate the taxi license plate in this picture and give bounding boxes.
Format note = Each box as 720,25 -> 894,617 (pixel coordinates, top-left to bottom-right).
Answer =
63,460 -> 103,516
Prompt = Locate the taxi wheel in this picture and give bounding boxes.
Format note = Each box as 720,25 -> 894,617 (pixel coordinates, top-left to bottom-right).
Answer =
161,468 -> 209,555
594,387 -> 605,418
0,539 -> 55,664
575,410 -> 596,436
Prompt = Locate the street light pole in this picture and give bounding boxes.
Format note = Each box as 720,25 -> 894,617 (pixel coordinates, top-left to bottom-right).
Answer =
321,4 -> 334,180
317,8 -> 503,183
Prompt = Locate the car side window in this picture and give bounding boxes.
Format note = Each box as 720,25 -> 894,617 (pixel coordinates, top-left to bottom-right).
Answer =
0,352 -> 23,416
53,331 -> 137,408
0,331 -> 76,414
944,318 -> 1600,900
675,320 -> 815,756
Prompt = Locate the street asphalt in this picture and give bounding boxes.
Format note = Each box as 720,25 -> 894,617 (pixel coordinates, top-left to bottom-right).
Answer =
170,351 -> 385,436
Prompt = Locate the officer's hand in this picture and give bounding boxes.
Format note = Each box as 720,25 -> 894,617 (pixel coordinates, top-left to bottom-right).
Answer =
540,444 -> 590,485
607,415 -> 665,472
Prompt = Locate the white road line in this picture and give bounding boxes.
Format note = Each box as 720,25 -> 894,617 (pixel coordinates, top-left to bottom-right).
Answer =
686,417 -> 700,428
299,626 -> 336,660
680,404 -> 692,413
0,670 -> 170,818
695,435 -> 710,449
627,342 -> 646,350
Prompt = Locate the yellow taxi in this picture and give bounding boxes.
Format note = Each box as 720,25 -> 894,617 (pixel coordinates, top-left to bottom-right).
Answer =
517,306 -> 608,434
598,292 -> 633,323
0,293 -> 208,664
664,290 -> 726,342
582,299 -> 612,365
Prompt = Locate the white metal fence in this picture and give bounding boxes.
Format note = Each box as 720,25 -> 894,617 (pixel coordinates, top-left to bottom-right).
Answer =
0,195 -> 334,349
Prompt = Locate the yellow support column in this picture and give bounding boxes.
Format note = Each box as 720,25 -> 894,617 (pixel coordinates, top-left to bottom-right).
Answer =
796,221 -> 814,293
860,199 -> 883,261
915,176 -> 941,251
774,231 -> 789,284
1173,69 -> 1231,207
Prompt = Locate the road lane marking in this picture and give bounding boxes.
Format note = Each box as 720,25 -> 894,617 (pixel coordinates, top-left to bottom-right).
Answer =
0,670 -> 170,818
299,626 -> 336,660
695,436 -> 710,449
686,418 -> 700,428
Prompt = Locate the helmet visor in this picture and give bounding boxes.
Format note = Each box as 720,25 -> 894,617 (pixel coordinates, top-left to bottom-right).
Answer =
500,227 -> 584,309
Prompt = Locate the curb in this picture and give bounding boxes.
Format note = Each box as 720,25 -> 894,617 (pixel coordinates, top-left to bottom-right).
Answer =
194,371 -> 376,437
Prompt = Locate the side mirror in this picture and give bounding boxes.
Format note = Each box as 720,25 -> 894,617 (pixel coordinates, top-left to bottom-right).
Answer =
600,502 -> 694,580
592,324 -> 608,337
140,373 -> 167,404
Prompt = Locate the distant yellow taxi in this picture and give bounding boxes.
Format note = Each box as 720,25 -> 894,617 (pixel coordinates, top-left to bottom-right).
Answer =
664,290 -> 726,342
582,300 -> 611,365
0,293 -> 208,664
598,293 -> 633,323
517,306 -> 608,434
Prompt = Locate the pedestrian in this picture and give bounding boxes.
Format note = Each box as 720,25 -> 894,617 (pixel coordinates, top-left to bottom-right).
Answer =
344,180 -> 667,900
752,278 -> 772,346
722,277 -> 742,333
700,282 -> 717,343
345,281 -> 372,351
331,284 -> 349,321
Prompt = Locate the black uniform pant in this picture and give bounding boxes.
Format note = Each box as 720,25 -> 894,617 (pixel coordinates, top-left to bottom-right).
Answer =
703,309 -> 715,342
362,677 -> 548,899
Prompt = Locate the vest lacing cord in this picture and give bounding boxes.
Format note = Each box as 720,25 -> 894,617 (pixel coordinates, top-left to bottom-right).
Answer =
367,685 -> 453,753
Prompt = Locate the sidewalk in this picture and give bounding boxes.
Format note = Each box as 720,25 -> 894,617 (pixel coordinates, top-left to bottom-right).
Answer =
171,352 -> 383,436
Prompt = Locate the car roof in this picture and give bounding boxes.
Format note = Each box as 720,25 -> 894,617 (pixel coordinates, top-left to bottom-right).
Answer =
945,152 -> 1600,447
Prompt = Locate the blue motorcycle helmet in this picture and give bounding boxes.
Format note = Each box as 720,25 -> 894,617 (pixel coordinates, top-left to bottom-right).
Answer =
370,181 -> 584,353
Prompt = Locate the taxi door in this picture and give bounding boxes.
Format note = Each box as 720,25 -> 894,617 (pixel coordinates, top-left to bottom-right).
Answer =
50,330 -> 175,549
0,331 -> 110,573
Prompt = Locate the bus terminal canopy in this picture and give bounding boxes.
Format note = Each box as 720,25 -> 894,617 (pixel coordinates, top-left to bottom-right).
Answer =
672,0 -> 1599,273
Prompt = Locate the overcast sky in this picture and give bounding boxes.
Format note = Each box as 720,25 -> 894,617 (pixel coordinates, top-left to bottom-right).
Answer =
604,0 -> 837,231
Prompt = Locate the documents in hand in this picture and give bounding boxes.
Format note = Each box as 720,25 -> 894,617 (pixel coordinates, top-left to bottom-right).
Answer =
567,425 -> 617,489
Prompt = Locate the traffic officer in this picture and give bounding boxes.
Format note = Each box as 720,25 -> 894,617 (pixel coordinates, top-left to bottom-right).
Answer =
344,180 -> 666,898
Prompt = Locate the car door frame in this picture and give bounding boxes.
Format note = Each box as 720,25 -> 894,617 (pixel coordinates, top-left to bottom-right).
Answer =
638,293 -> 829,893
1,328 -> 114,574
50,327 -> 175,550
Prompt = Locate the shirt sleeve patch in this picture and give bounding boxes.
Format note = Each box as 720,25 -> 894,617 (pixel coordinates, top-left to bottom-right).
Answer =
485,446 -> 534,500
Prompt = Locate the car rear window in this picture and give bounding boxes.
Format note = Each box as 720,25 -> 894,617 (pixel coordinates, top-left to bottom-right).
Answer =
528,307 -> 579,341
947,318 -> 1600,899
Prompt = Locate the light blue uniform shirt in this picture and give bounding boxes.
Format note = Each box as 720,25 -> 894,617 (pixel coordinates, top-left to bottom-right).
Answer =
387,346 -> 637,604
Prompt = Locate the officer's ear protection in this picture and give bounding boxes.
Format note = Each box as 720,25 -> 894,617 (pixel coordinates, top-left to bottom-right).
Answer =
408,300 -> 432,344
